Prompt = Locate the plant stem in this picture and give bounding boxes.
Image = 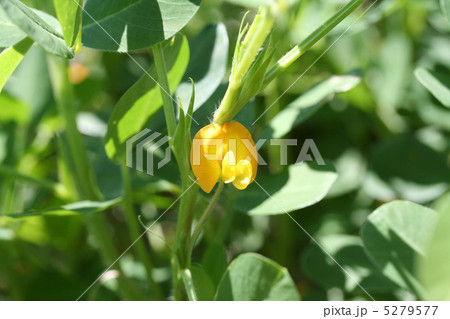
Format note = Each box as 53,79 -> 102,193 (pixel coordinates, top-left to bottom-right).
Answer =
47,55 -> 143,300
172,178 -> 198,300
189,181 -> 224,251
263,0 -> 366,85
121,165 -> 164,300
152,43 -> 177,138
180,268 -> 198,301
150,41 -> 200,300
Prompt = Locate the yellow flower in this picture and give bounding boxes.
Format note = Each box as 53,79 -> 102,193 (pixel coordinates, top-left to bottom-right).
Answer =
190,121 -> 258,193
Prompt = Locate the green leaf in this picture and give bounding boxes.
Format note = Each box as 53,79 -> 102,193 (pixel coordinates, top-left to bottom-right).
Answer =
234,162 -> 337,215
0,5 -> 26,47
0,37 -> 33,94
361,200 -> 438,297
176,23 -> 229,111
303,234 -> 398,294
2,45 -> 53,121
6,198 -> 122,218
419,193 -> 450,300
201,242 -> 228,287
0,94 -> 30,123
0,0 -> 74,58
191,265 -> 216,301
53,0 -> 82,49
263,73 -> 361,138
105,35 -> 189,164
82,0 -> 201,52
215,253 -> 300,301
415,68 -> 450,108
363,136 -> 450,203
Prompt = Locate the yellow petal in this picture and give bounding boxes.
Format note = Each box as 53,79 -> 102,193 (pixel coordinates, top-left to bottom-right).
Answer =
232,159 -> 253,190
190,123 -> 224,193
222,122 -> 258,184
221,151 -> 236,183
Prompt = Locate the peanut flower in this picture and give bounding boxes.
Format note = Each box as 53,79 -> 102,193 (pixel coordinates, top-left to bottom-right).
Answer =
190,121 -> 258,193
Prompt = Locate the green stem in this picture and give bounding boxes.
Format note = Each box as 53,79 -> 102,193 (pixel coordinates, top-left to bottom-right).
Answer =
47,56 -> 99,200
150,42 -> 199,300
152,43 -> 177,138
0,164 -> 60,196
121,165 -> 164,300
180,268 -> 198,301
263,0 -> 366,85
189,181 -> 224,251
172,178 -> 198,300
47,56 -> 143,301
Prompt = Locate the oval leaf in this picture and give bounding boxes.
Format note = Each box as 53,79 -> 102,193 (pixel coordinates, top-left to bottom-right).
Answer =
215,253 -> 300,301
364,136 -> 450,203
53,0 -> 82,49
82,0 -> 201,52
176,23 -> 229,111
303,234 -> 397,294
263,73 -> 361,138
234,162 -> 337,215
0,5 -> 26,47
419,193 -> 450,300
361,200 -> 438,296
0,0 -> 74,58
105,35 -> 189,163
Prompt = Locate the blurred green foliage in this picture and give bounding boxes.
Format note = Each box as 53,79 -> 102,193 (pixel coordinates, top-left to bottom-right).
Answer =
0,0 -> 449,301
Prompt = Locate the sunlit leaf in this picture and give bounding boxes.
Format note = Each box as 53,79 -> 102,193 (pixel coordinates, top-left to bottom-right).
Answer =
215,253 -> 300,301
0,5 -> 26,47
0,0 -> 74,58
105,35 -> 189,164
0,37 -> 33,93
361,200 -> 438,297
176,23 -> 228,111
82,0 -> 201,52
234,162 -> 337,215
303,234 -> 398,294
263,73 -> 361,138
53,0 -> 82,49
363,136 -> 450,203
419,193 -> 450,300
